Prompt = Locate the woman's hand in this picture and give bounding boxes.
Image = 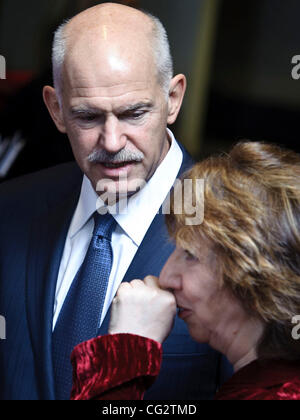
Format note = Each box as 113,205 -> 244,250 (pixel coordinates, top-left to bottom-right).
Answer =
108,276 -> 177,343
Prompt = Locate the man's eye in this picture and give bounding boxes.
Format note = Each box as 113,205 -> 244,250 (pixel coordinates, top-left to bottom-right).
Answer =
121,111 -> 146,120
78,114 -> 97,122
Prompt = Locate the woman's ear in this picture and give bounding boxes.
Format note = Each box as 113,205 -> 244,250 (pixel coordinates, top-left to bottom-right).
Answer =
43,86 -> 67,133
167,74 -> 187,125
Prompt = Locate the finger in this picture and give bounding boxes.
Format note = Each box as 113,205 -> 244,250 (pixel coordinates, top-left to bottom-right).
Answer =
144,275 -> 159,288
129,279 -> 145,288
117,282 -> 131,292
115,282 -> 131,298
112,295 -> 120,304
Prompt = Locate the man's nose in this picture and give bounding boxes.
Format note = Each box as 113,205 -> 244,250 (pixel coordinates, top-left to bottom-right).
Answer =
100,115 -> 127,154
159,251 -> 181,291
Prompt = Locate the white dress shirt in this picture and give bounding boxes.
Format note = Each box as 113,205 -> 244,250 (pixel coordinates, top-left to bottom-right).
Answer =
52,129 -> 183,330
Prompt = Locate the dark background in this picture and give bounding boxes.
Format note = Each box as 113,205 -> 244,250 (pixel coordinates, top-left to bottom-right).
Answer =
0,0 -> 300,181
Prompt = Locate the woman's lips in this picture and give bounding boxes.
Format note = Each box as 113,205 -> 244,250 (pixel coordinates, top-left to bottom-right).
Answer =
178,307 -> 192,320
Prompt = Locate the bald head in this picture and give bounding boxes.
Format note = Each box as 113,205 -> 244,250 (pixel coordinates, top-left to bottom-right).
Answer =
52,3 -> 173,103
67,2 -> 151,34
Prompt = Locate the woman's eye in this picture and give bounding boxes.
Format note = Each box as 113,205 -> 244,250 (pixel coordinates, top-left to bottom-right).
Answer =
184,250 -> 198,261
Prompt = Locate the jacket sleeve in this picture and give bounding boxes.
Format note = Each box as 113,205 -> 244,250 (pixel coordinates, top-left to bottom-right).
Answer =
70,333 -> 162,400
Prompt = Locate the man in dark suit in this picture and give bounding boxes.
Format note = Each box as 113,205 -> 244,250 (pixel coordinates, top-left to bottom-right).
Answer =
0,3 -> 231,400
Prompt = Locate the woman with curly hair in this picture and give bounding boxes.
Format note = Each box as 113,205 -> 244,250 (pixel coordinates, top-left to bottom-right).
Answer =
71,141 -> 300,400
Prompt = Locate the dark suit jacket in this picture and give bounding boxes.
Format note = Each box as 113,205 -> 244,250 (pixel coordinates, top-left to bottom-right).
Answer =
0,146 -> 232,400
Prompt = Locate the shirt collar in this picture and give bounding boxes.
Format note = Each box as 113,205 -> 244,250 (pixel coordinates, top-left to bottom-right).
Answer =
69,128 -> 183,245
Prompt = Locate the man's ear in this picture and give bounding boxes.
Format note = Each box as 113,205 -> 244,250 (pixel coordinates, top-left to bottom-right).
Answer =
43,86 -> 67,133
167,74 -> 187,125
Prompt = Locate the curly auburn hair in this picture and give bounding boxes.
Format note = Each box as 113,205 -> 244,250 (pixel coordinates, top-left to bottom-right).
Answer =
165,141 -> 300,361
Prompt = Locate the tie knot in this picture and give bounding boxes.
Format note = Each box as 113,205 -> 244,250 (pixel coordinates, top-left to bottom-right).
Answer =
93,212 -> 116,240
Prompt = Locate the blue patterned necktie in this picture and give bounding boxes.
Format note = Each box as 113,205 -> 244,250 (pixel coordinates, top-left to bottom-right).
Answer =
52,212 -> 116,400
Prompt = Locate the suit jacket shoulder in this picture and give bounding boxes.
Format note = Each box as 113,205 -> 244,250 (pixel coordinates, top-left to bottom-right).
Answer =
0,162 -> 82,218
0,162 -> 82,400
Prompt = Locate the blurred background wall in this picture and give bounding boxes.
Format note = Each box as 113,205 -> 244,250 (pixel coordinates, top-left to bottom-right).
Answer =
204,0 -> 300,159
0,0 -> 300,181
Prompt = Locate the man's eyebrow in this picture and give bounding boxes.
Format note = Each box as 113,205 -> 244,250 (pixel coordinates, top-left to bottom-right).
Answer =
70,106 -> 100,115
69,101 -> 154,116
116,102 -> 154,114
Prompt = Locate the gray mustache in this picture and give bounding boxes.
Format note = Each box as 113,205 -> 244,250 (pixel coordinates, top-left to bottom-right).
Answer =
87,149 -> 145,163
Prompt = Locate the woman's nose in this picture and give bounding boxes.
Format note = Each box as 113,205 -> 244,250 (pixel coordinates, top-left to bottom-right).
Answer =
159,251 -> 182,291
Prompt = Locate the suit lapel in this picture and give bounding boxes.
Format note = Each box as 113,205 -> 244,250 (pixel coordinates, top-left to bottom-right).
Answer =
25,183 -> 81,400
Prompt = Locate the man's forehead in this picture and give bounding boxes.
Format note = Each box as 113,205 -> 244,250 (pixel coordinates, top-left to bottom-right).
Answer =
61,68 -> 163,108
65,81 -> 157,103
63,49 -> 157,94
